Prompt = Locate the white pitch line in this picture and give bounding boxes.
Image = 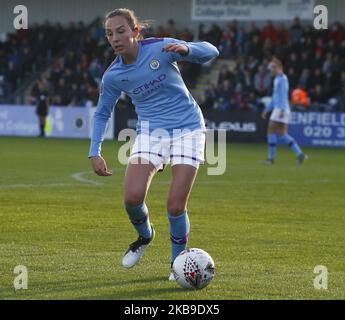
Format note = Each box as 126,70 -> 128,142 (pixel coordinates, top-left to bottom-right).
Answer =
70,171 -> 104,186
0,183 -> 82,189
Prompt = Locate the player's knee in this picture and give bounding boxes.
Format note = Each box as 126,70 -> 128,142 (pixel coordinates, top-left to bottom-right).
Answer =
124,191 -> 145,207
167,199 -> 186,216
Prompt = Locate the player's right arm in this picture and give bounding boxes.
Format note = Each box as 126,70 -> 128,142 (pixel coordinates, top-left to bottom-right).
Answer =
262,77 -> 279,119
89,74 -> 121,176
262,97 -> 274,120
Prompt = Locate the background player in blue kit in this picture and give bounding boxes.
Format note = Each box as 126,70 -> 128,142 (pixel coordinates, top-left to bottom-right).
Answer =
88,8 -> 219,280
261,57 -> 307,165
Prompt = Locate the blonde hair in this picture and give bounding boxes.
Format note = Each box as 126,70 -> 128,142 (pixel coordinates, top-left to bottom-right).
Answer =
270,57 -> 283,69
104,8 -> 151,40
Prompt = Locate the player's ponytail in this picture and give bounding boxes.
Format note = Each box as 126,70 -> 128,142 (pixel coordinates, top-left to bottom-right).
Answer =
104,8 -> 152,40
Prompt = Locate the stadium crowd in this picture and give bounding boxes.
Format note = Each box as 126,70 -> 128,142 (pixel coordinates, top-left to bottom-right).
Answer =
29,18 -> 199,108
1,17 -> 345,112
0,21 -> 86,103
199,18 -> 345,112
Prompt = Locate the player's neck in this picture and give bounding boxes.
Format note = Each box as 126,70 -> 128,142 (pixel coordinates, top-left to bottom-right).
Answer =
121,41 -> 139,65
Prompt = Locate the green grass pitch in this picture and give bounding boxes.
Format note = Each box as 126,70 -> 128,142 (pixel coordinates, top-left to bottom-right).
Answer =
0,136 -> 344,300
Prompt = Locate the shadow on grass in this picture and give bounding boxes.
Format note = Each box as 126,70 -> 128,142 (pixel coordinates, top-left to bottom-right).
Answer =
1,275 -> 191,299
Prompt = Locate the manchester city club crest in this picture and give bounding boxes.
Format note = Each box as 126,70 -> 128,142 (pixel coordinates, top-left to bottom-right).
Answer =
149,59 -> 160,70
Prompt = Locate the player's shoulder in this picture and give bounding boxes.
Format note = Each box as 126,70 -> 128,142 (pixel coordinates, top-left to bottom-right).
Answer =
281,73 -> 289,84
140,37 -> 165,46
102,57 -> 120,81
140,37 -> 182,48
280,73 -> 288,80
276,73 -> 288,83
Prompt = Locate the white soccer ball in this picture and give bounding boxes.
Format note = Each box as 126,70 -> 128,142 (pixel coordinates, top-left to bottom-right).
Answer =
172,248 -> 215,289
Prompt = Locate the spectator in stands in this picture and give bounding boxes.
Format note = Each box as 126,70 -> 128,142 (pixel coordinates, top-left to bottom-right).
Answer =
276,23 -> 289,45
285,52 -> 301,73
309,84 -> 330,111
88,57 -> 103,81
248,22 -> 261,39
180,28 -> 194,42
218,25 -> 234,58
254,64 -> 271,97
235,27 -> 247,55
300,51 -> 312,70
324,70 -> 340,98
286,67 -> 299,91
288,17 -> 303,45
312,51 -> 324,70
329,22 -> 344,45
309,68 -> 325,89
261,21 -> 278,44
245,55 -> 259,79
322,52 -> 335,74
263,38 -> 275,58
334,83 -> 345,112
218,79 -> 232,101
201,83 -> 218,110
4,61 -> 18,94
218,64 -> 235,85
166,19 -> 178,38
54,78 -> 68,105
156,25 -> 167,38
247,34 -> 263,60
206,24 -> 223,47
298,68 -> 313,92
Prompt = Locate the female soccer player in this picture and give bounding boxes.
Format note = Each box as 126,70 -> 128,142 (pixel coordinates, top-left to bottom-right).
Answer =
261,57 -> 307,165
88,8 -> 219,280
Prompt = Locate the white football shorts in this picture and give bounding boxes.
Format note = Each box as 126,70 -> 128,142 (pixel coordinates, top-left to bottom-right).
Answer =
270,108 -> 291,124
128,130 -> 206,170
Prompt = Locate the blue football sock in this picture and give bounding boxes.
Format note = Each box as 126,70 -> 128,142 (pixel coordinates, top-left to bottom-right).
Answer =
125,203 -> 152,239
168,211 -> 190,264
267,134 -> 277,160
280,134 -> 302,156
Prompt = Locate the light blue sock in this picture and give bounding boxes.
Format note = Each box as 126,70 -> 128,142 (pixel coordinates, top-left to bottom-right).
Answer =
125,203 -> 152,239
280,134 -> 302,156
267,134 -> 277,160
168,211 -> 190,264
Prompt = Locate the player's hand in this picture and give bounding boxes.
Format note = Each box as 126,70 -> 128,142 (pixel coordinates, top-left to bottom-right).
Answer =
162,43 -> 189,55
261,111 -> 267,120
90,156 -> 113,176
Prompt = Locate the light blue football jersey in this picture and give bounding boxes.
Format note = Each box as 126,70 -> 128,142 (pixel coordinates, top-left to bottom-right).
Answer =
89,37 -> 219,157
266,73 -> 290,112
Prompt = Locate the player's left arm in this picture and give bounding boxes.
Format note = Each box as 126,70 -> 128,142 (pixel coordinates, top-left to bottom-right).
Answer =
162,38 -> 219,64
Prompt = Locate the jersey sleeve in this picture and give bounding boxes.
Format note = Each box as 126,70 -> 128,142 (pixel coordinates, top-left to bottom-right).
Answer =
164,37 -> 219,64
275,77 -> 288,110
265,77 -> 285,112
88,74 -> 121,157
